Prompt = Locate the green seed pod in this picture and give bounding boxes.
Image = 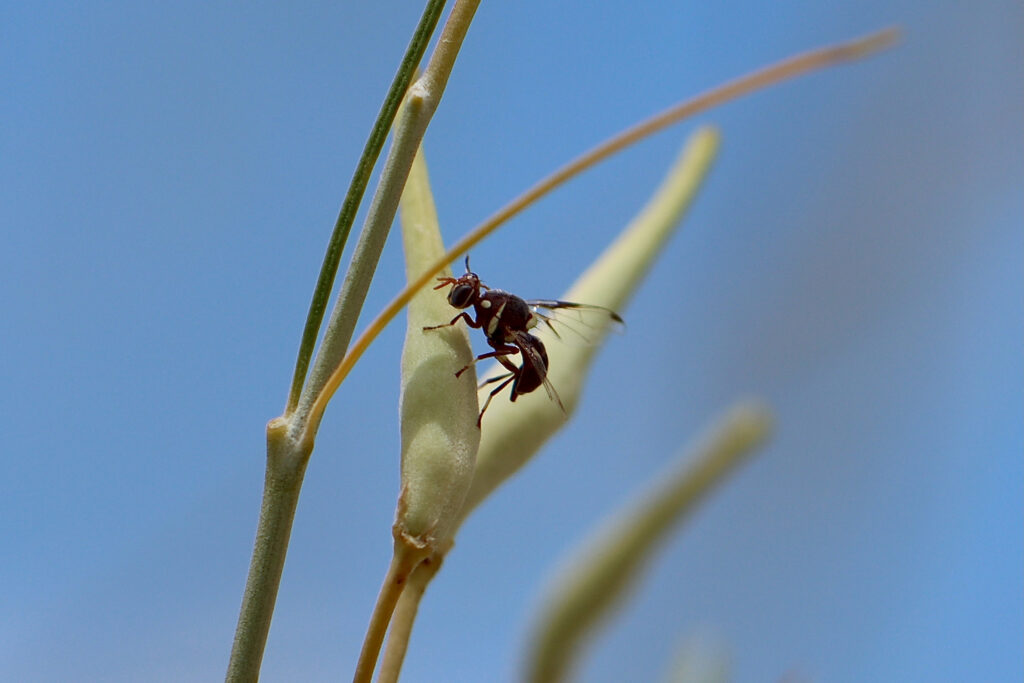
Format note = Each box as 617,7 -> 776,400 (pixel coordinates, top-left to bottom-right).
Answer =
396,145 -> 480,547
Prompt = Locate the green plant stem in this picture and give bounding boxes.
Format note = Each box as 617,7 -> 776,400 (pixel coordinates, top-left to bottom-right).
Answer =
296,0 -> 481,437
226,419 -> 311,682
229,4 -> 478,678
234,2 -> 458,679
286,0 -> 448,415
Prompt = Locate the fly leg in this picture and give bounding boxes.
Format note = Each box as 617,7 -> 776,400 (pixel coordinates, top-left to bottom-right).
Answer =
453,344 -> 519,379
423,311 -> 481,332
476,373 -> 517,427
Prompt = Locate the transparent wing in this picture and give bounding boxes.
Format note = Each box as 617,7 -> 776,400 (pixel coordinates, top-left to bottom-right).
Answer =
527,299 -> 625,344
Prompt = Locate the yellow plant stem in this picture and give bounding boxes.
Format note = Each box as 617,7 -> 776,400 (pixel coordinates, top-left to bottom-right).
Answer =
352,537 -> 430,683
376,552 -> 444,683
302,27 -> 898,445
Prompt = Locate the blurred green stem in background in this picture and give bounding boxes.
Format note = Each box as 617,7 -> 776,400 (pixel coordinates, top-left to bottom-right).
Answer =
524,403 -> 772,683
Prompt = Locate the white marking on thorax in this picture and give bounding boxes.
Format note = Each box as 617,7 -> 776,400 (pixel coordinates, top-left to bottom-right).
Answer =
486,301 -> 506,337
479,299 -> 491,309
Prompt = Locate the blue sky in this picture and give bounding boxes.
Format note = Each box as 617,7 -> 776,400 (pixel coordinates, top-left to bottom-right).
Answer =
2,2 -> 1020,681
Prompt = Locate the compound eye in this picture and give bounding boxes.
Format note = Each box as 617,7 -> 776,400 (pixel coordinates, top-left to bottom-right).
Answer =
448,283 -> 474,308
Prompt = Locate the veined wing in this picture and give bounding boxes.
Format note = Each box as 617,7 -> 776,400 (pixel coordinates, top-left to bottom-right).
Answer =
527,299 -> 624,344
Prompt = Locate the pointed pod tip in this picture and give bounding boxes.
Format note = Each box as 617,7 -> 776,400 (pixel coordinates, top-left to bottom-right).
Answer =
725,400 -> 774,440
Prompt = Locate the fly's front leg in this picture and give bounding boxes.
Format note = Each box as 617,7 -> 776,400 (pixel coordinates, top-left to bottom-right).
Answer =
453,344 -> 519,379
423,311 -> 480,332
